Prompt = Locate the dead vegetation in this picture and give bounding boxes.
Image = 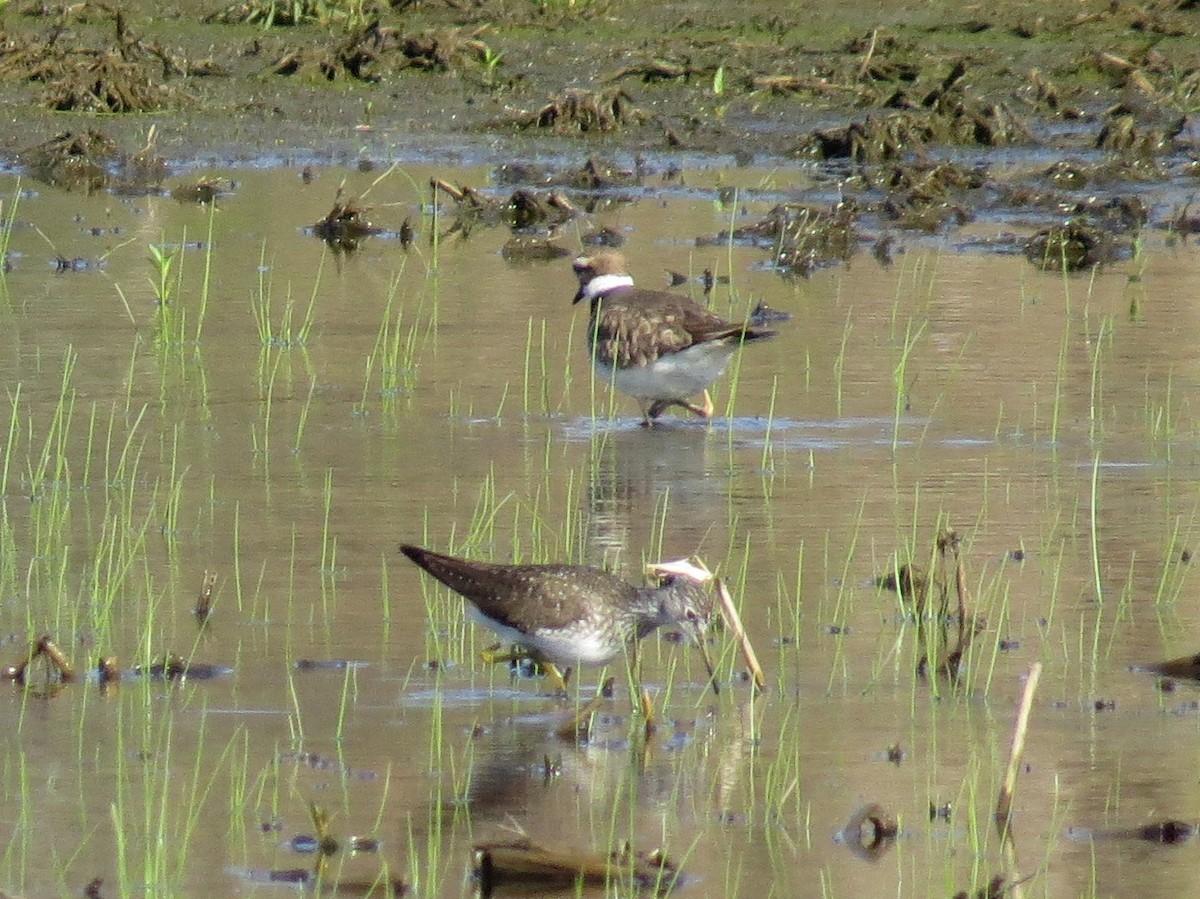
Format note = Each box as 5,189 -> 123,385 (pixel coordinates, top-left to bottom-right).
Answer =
16,128 -> 180,193
500,87 -> 643,133
17,129 -> 119,192
473,838 -> 679,895
0,1 -> 1196,273
429,158 -> 637,239
311,188 -> 383,252
204,0 -> 351,27
876,528 -> 985,684
701,201 -> 860,276
797,58 -> 1031,163
267,22 -> 497,82
1024,219 -> 1117,272
0,7 -> 179,112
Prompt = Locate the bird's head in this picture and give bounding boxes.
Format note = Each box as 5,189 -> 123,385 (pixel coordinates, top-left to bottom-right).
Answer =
572,251 -> 634,304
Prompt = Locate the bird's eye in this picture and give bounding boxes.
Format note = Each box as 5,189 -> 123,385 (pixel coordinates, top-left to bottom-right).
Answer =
685,609 -> 699,622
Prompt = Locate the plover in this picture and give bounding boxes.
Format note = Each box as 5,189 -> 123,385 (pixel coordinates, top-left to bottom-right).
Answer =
572,251 -> 775,426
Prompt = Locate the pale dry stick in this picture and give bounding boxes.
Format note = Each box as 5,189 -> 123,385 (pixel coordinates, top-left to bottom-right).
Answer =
857,28 -> 879,81
716,578 -> 766,692
996,662 -> 1043,830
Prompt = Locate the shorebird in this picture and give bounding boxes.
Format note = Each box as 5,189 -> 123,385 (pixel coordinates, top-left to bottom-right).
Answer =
572,250 -> 776,426
400,544 -> 717,692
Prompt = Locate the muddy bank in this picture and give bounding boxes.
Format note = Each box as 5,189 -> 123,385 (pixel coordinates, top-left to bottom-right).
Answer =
2,0 -> 1199,266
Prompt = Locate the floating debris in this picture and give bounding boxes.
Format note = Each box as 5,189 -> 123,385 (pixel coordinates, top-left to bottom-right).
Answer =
311,188 -> 382,252
705,201 -> 859,276
580,227 -> 625,248
133,654 -> 233,681
430,178 -> 580,233
97,657 -> 120,686
1135,820 -> 1195,844
194,570 -> 217,620
171,178 -> 225,204
500,236 -> 573,262
835,803 -> 898,862
875,562 -> 931,611
1068,819 -> 1195,845
473,839 -> 679,896
293,658 -> 366,672
3,634 -> 76,685
749,301 -> 791,326
1025,218 -> 1115,271
880,529 -> 986,684
951,875 -> 1008,899
18,130 -> 117,192
120,125 -> 168,188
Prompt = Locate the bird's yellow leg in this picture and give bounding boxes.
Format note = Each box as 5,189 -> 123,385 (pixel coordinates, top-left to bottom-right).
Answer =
479,643 -> 524,664
479,644 -> 571,692
684,390 -> 714,418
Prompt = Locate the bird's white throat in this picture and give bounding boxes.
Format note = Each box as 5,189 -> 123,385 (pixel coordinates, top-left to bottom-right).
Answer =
581,273 -> 635,301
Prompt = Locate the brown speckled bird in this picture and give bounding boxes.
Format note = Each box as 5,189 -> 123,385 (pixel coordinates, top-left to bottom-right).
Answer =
400,544 -> 716,689
572,250 -> 775,426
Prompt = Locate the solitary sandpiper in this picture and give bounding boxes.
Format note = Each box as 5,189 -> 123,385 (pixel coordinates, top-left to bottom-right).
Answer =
572,250 -> 776,426
400,544 -> 717,692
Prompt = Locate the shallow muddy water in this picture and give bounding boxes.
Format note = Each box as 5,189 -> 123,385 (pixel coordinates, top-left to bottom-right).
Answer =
2,155 -> 1200,899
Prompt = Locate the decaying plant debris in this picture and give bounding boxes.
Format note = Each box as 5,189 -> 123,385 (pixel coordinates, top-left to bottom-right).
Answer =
877,528 -> 984,684
267,22 -> 498,82
472,838 -> 680,896
2,627 -> 231,690
836,804 -> 899,862
2,635 -> 76,685
430,177 -> 583,235
704,201 -> 860,276
1025,218 -> 1117,271
500,87 -> 643,133
311,189 -> 383,251
0,1 -> 1194,276
15,126 -> 180,193
17,129 -> 118,192
0,8 -> 178,112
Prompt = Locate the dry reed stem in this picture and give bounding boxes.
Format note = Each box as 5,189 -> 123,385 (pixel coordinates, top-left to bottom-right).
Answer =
996,662 -> 1043,830
716,578 -> 765,692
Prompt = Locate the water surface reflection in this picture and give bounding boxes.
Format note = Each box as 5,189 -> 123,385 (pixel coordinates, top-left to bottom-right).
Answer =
1,162 -> 1199,897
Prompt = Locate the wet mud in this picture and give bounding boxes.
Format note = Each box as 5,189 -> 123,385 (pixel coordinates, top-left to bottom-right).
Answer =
1,0 -> 1199,270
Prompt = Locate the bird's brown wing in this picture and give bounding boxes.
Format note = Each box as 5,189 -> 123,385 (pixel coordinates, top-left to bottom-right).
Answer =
401,545 -> 635,632
593,286 -> 774,366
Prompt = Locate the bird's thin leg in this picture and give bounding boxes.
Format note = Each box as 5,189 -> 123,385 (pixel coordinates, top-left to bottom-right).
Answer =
680,390 -> 714,419
650,391 -> 714,420
545,662 -> 571,694
626,639 -> 645,711
480,644 -> 570,693
642,400 -> 664,426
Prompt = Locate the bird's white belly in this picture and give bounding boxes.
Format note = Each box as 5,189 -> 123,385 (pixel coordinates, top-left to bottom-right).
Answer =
466,604 -> 618,666
596,343 -> 735,400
